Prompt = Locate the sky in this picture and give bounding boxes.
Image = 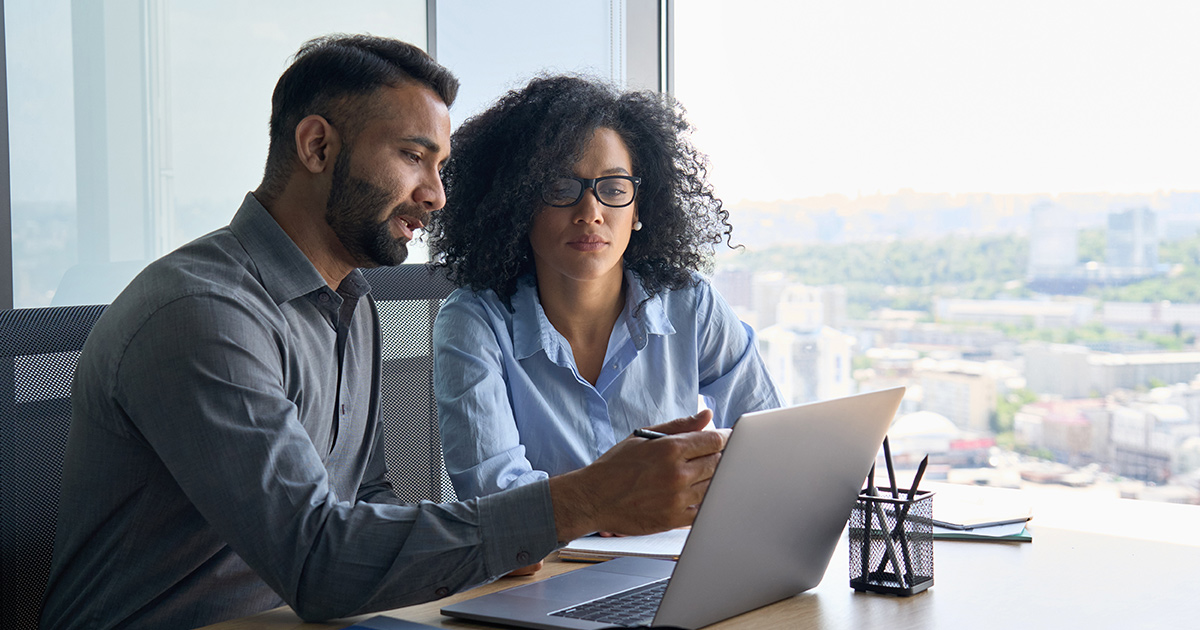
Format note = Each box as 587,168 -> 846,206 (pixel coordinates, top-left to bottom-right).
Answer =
9,0 -> 1198,210
674,0 -> 1200,203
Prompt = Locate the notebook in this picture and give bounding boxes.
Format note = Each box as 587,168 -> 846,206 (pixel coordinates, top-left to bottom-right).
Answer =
558,529 -> 689,562
441,386 -> 906,630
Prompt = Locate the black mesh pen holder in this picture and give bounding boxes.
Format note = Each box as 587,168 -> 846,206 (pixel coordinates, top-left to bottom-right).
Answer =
848,488 -> 934,596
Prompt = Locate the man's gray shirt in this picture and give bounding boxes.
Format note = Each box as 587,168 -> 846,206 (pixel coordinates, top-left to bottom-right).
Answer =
40,193 -> 557,630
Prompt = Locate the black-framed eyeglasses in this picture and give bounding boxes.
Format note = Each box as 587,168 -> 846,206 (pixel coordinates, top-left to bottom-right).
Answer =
542,175 -> 642,208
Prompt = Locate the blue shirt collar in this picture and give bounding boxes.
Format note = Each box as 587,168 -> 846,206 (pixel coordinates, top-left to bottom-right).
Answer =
511,269 -> 675,361
622,268 -> 675,344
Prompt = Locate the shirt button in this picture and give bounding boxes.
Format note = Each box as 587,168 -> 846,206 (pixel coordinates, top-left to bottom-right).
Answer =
318,293 -> 330,303
516,551 -> 530,564
435,586 -> 449,598
340,403 -> 346,416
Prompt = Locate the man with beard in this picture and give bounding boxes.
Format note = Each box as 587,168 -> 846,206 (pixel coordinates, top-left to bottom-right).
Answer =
40,35 -> 726,630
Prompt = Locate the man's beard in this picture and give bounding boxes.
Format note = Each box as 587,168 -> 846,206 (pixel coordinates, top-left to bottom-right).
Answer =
325,150 -> 429,268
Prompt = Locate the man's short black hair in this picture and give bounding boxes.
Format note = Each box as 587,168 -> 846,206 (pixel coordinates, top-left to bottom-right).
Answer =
259,34 -> 459,197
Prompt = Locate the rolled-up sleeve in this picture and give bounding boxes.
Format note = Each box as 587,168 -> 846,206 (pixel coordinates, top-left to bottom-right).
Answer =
693,282 -> 786,428
115,293 -> 557,621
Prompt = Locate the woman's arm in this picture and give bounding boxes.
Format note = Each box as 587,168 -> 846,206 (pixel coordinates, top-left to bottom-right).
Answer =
693,280 -> 787,427
434,293 -> 548,498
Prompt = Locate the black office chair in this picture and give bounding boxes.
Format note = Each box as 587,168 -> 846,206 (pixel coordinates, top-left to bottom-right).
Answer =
363,263 -> 457,503
0,304 -> 107,630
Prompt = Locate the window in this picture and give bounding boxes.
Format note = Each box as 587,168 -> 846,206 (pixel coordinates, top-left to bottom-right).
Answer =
4,0 -> 664,309
677,0 -> 1200,505
4,0 -> 427,308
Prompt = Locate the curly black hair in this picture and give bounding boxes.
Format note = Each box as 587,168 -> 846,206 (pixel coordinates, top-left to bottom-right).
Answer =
427,75 -> 734,307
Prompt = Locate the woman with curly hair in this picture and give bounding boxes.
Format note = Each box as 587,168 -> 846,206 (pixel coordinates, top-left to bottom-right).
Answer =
428,75 -> 783,505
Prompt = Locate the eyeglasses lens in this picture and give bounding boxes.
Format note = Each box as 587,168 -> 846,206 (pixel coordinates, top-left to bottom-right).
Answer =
543,179 -> 584,207
595,178 -> 633,206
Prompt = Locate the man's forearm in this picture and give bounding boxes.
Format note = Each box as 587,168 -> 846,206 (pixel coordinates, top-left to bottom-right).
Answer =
545,410 -> 725,542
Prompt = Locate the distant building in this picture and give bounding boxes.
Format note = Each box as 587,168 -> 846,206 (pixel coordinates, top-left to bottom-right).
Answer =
1023,343 -> 1200,398
751,272 -> 790,330
916,359 -> 1007,434
1176,437 -> 1200,479
758,286 -> 856,404
888,410 -> 994,468
773,284 -> 848,330
933,297 -> 1095,328
710,269 -> 754,312
1103,301 -> 1200,335
1106,207 -> 1158,269
1025,206 -> 1164,293
759,325 -> 855,405
1015,397 -> 1200,481
852,348 -> 922,416
1160,210 -> 1200,242
1027,203 -> 1078,278
846,318 -> 1010,359
740,273 -> 848,332
1013,399 -> 1106,466
1149,378 -> 1200,429
1104,403 -> 1195,483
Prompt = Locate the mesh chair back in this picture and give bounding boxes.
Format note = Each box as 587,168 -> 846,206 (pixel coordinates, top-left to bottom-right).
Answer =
363,264 -> 457,503
0,304 -> 107,630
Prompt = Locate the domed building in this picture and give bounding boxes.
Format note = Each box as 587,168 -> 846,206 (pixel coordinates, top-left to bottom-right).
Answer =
889,410 -> 994,467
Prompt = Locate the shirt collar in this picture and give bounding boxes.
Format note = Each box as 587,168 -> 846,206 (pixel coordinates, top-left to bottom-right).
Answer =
511,276 -> 553,361
228,192 -> 369,304
510,270 -> 675,361
621,268 -> 675,345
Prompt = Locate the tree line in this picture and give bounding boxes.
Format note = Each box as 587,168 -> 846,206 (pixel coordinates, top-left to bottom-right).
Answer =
720,232 -> 1200,306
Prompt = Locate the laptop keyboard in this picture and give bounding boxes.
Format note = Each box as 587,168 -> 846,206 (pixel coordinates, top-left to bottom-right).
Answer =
549,578 -> 668,626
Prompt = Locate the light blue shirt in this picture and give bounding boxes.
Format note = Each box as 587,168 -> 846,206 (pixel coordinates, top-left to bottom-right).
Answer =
434,270 -> 784,499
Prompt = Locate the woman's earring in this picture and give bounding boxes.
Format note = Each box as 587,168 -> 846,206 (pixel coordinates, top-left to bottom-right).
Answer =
632,220 -> 643,231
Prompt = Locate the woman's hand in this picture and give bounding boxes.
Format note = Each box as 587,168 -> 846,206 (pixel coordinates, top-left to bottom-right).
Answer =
505,560 -> 545,577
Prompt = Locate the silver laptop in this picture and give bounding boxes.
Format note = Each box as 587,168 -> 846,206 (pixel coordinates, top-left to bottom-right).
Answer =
441,387 -> 905,630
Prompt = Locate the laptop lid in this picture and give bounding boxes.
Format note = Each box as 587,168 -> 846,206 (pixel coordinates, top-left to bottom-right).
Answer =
654,386 -> 903,628
442,387 -> 905,630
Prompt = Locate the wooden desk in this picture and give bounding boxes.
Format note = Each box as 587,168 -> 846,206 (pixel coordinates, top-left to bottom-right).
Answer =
202,486 -> 1200,630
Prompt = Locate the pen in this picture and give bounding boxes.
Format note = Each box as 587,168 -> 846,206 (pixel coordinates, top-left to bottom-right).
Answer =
907,455 -> 929,502
861,464 -> 875,583
897,455 -> 929,585
876,453 -> 930,585
883,436 -> 899,499
866,462 -> 907,587
633,428 -> 667,440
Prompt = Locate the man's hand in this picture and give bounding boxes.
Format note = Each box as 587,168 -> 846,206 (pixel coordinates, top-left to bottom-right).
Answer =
548,409 -> 726,543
